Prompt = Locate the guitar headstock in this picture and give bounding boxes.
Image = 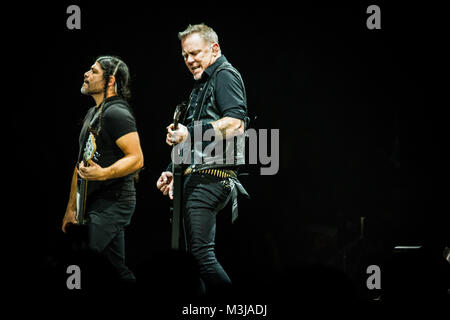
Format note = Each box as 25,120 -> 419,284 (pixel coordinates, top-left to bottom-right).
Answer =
173,101 -> 187,130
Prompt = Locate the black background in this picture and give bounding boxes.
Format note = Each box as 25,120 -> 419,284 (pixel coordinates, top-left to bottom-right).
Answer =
7,1 -> 449,314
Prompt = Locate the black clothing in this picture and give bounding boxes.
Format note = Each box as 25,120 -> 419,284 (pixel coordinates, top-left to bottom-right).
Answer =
78,96 -> 138,282
87,195 -> 136,281
185,55 -> 247,123
183,173 -> 232,291
79,96 -> 137,200
170,56 -> 248,295
182,55 -> 248,171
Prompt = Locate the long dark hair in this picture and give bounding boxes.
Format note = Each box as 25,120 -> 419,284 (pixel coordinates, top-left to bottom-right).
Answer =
96,55 -> 131,101
89,55 -> 131,135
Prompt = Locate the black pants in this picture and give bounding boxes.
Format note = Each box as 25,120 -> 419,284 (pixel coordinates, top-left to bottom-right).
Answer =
183,173 -> 232,294
86,194 -> 136,282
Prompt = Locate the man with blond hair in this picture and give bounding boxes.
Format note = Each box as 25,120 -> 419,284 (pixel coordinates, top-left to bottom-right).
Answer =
157,23 -> 249,297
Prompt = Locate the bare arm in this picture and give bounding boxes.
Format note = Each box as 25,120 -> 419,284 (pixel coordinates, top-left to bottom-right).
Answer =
105,131 -> 144,179
211,116 -> 245,140
78,131 -> 144,181
166,116 -> 245,146
66,166 -> 78,210
62,165 -> 78,232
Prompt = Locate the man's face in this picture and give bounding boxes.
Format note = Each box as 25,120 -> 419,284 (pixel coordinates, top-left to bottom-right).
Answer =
181,33 -> 217,80
81,62 -> 105,95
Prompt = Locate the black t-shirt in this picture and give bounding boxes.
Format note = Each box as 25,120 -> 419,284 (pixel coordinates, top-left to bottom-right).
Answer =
79,96 -> 137,199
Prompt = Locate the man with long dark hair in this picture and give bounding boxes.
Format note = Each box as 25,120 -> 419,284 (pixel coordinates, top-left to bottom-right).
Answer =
156,24 -> 249,297
62,56 -> 143,286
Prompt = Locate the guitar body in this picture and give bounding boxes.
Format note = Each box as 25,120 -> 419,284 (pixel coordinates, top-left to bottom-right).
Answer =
76,179 -> 88,225
76,132 -> 97,225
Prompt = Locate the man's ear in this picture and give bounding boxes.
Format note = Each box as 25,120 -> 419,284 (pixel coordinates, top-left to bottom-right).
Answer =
108,75 -> 116,87
212,43 -> 220,55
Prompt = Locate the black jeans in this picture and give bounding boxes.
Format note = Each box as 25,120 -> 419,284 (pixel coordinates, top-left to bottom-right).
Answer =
183,173 -> 232,294
86,194 -> 136,282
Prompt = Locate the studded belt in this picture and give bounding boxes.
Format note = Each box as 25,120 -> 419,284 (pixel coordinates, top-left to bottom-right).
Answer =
183,167 -> 237,179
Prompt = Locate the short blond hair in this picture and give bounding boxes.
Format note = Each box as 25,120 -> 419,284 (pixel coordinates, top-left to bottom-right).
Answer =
178,23 -> 219,44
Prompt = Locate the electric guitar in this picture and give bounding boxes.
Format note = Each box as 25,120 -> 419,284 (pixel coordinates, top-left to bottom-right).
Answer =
76,132 -> 97,225
171,101 -> 187,249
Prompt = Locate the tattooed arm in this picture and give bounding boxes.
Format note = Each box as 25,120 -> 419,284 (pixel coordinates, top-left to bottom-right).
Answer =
166,116 -> 245,145
211,116 -> 245,140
